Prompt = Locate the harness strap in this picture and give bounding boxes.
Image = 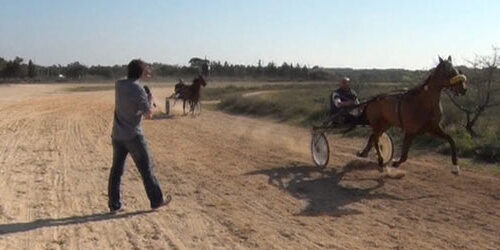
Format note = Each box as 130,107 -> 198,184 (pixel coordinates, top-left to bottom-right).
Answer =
396,95 -> 404,127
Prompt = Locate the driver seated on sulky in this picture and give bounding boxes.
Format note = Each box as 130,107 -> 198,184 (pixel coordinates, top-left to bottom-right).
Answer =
329,77 -> 361,125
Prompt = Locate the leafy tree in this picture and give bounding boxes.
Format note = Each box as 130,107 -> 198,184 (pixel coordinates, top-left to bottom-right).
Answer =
88,65 -> 112,79
64,61 -> 87,79
2,57 -> 24,78
28,60 -> 36,78
0,57 -> 6,73
265,62 -> 276,77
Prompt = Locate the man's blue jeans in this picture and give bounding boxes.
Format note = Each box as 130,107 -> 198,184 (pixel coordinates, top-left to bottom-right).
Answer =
108,135 -> 163,210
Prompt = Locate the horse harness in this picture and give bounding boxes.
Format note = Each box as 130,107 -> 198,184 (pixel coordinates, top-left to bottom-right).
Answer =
396,93 -> 405,128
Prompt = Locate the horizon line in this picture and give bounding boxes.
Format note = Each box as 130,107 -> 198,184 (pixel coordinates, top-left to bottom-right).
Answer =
1,55 -> 458,71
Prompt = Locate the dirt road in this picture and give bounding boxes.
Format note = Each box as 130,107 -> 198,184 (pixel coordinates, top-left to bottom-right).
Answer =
0,84 -> 499,250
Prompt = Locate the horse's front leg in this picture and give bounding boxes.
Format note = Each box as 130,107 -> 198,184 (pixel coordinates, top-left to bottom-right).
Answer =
183,100 -> 186,115
430,127 -> 460,175
392,133 -> 415,168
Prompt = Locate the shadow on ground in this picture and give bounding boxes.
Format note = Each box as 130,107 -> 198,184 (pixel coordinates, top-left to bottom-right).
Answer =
0,210 -> 154,235
246,159 -> 435,217
152,113 -> 175,120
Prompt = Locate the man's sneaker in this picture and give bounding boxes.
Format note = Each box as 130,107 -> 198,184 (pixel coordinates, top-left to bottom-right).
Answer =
109,207 -> 123,214
151,194 -> 172,210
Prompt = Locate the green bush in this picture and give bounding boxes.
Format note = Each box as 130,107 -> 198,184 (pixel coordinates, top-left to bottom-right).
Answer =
471,131 -> 500,163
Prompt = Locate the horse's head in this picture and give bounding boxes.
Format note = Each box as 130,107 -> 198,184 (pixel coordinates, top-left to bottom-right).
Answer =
433,56 -> 467,96
194,75 -> 207,87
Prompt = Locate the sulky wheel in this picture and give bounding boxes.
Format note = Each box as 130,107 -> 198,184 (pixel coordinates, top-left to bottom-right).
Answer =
376,132 -> 394,165
311,132 -> 330,168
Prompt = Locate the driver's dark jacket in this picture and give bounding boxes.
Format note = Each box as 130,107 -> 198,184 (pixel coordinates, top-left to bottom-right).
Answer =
330,87 -> 358,114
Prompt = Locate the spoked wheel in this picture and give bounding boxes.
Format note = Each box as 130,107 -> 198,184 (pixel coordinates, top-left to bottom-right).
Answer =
376,132 -> 394,165
311,132 -> 330,168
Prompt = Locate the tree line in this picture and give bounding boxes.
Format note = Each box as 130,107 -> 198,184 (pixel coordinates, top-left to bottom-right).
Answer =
1,56 -> 427,83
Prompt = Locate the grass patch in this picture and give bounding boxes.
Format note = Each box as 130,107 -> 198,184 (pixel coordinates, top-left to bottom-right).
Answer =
217,88 -> 330,126
216,82 -> 413,126
202,85 -> 260,101
202,83 -> 329,101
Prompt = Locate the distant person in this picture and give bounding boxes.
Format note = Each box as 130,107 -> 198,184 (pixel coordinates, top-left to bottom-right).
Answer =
329,77 -> 360,124
108,59 -> 170,213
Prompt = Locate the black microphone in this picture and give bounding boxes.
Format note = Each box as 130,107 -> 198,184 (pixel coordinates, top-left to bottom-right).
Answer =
143,85 -> 157,107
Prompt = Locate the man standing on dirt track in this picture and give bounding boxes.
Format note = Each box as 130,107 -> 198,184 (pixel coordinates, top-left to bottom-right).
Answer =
108,59 -> 171,213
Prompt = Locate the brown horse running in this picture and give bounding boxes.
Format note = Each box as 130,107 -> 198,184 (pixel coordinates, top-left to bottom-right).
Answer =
357,56 -> 467,174
173,75 -> 207,115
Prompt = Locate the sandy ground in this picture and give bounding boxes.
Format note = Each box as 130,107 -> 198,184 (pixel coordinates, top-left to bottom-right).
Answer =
0,84 -> 499,250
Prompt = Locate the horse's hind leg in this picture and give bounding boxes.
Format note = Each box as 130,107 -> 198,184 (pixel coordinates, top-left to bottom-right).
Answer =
373,135 -> 384,167
358,134 -> 376,158
358,122 -> 388,159
429,127 -> 460,175
392,133 -> 416,168
359,128 -> 386,170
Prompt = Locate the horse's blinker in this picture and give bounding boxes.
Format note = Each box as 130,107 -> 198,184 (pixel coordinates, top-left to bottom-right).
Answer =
449,74 -> 467,86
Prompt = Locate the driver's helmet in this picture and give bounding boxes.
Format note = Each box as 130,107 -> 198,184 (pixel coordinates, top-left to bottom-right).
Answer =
341,77 -> 350,84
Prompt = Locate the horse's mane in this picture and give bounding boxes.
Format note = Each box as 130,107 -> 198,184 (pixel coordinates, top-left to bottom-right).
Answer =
406,72 -> 432,95
360,68 -> 436,106
394,65 -> 437,97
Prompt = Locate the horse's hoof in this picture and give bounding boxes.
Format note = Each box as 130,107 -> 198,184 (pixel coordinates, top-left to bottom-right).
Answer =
384,166 -> 392,173
383,167 -> 406,179
451,165 -> 461,176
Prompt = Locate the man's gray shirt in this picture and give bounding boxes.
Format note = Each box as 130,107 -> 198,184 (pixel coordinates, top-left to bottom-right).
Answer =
111,79 -> 150,141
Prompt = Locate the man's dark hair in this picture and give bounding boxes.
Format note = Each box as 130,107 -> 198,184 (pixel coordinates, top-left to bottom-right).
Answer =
127,59 -> 146,79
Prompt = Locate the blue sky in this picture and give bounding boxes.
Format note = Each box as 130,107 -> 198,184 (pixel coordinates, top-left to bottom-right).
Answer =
0,0 -> 499,69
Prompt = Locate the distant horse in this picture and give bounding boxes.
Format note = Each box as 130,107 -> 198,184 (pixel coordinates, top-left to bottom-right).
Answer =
172,75 -> 207,115
357,56 -> 467,174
